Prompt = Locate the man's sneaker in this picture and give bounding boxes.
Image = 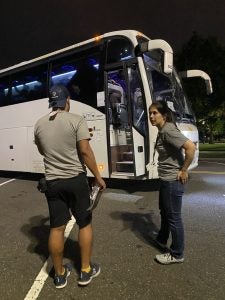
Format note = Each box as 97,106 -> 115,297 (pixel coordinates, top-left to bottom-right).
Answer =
78,263 -> 101,286
155,253 -> 184,265
54,265 -> 71,289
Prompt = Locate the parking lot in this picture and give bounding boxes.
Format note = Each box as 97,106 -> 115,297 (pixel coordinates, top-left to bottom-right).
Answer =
0,160 -> 225,300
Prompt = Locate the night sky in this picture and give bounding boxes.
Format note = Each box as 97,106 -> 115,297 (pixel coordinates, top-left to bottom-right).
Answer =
0,0 -> 225,69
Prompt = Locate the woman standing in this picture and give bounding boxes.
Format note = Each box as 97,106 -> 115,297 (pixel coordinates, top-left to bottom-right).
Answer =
149,101 -> 196,264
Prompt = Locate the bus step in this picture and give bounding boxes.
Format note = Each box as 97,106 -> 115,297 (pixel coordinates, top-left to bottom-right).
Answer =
111,172 -> 135,177
122,151 -> 134,161
116,161 -> 134,173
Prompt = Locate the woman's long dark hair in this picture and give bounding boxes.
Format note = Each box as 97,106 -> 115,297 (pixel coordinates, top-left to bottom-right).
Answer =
149,100 -> 176,124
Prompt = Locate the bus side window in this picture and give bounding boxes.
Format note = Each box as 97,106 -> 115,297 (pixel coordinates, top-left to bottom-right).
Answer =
50,64 -> 76,90
129,67 -> 146,135
50,55 -> 100,108
107,38 -> 134,63
10,65 -> 47,105
0,78 -> 10,107
68,59 -> 99,106
108,70 -> 129,128
150,70 -> 185,119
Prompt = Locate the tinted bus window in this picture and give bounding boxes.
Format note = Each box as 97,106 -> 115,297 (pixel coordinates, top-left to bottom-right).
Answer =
129,66 -> 147,135
50,48 -> 104,109
10,65 -> 48,105
0,77 -> 10,107
143,52 -> 196,123
107,38 -> 134,64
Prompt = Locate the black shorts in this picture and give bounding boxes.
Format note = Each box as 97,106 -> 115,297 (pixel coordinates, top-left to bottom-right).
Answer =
45,173 -> 92,228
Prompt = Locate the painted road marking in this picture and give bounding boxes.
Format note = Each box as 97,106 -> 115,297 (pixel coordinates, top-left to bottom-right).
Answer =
24,216 -> 76,300
104,192 -> 143,203
200,160 -> 225,166
0,178 -> 16,187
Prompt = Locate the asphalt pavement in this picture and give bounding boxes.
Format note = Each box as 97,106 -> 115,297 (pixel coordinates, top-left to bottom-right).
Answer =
0,159 -> 225,300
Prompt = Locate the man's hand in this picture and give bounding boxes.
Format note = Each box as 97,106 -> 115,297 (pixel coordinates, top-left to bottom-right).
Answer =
95,176 -> 106,191
78,139 -> 106,190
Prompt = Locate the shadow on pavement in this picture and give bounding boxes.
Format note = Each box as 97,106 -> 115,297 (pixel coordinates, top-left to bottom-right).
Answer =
0,171 -> 160,193
21,215 -> 50,260
0,171 -> 43,181
104,178 -> 160,193
110,211 -> 159,245
20,215 -> 81,276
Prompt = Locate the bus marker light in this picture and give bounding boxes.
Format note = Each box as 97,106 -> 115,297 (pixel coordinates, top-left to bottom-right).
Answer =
137,31 -> 143,37
98,164 -> 104,171
94,35 -> 101,42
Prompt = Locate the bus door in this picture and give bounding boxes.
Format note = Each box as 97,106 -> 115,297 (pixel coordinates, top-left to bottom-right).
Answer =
105,63 -> 147,178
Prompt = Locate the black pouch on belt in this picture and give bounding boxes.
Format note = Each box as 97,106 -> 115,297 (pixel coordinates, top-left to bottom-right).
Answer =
37,177 -> 48,193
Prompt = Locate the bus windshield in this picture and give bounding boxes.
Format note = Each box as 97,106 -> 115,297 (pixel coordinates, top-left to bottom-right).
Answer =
143,52 -> 196,124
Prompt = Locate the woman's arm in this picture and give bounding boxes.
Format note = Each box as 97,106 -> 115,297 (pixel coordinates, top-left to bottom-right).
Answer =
177,140 -> 196,184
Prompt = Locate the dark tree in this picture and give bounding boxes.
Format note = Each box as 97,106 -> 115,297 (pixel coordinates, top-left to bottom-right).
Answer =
175,32 -> 225,143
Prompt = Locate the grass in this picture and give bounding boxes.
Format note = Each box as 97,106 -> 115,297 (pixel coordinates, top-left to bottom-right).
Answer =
199,143 -> 225,158
199,143 -> 225,151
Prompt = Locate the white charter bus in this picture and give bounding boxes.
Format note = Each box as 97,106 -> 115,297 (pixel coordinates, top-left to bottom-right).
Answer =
0,30 -> 212,179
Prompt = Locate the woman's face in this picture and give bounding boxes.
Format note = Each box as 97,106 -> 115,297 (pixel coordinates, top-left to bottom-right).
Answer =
149,105 -> 166,128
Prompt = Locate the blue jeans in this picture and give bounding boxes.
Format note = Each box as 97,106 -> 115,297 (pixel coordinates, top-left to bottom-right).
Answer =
157,180 -> 185,258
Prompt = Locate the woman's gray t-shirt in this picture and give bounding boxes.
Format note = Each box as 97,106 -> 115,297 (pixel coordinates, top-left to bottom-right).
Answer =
156,122 -> 188,181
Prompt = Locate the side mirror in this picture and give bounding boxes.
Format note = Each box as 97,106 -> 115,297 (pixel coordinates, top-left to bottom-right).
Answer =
179,70 -> 213,95
147,40 -> 173,74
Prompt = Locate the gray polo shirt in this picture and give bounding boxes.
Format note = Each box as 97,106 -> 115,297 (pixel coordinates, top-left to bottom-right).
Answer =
34,111 -> 90,180
156,122 -> 188,181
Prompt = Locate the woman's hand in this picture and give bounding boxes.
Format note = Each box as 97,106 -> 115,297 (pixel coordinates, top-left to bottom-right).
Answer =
177,170 -> 188,184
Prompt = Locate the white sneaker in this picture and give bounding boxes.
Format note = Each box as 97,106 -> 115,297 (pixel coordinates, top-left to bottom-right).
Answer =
155,253 -> 184,265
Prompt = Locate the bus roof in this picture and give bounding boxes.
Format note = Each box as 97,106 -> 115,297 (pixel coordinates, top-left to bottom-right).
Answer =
0,30 -> 149,75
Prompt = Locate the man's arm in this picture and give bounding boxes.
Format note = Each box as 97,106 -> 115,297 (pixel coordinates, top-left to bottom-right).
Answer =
78,139 -> 106,190
177,140 -> 196,184
34,137 -> 44,156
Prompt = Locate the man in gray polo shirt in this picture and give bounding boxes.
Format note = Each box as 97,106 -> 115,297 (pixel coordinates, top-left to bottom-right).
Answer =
34,84 -> 106,288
